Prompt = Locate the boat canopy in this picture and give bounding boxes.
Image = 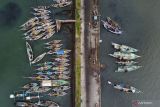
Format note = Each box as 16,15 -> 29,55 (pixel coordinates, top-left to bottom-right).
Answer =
41,80 -> 52,87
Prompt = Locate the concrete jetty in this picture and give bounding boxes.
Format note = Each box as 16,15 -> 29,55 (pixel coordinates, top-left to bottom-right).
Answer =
80,0 -> 101,106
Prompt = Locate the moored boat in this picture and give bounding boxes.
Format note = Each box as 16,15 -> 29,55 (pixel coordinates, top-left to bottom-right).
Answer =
101,17 -> 122,35
31,52 -> 47,64
26,42 -> 34,64
107,81 -> 142,93
116,61 -> 137,66
48,91 -> 67,97
41,80 -> 69,87
44,40 -> 62,45
109,52 -> 140,60
112,42 -> 138,53
115,65 -> 142,72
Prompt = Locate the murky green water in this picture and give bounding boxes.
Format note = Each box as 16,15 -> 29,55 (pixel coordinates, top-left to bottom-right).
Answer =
0,0 -> 73,107
100,0 -> 160,107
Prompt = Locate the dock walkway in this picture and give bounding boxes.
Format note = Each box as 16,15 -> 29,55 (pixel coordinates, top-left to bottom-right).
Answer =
80,0 -> 101,106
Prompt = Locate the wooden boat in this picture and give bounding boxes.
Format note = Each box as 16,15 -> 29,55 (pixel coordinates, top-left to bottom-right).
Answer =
26,86 -> 51,93
22,83 -> 38,89
52,85 -> 70,91
32,7 -> 51,13
21,17 -> 39,28
26,42 -> 34,63
48,91 -> 67,97
10,91 -> 42,101
36,70 -> 70,75
24,74 -> 50,80
41,31 -> 55,40
101,17 -> 122,35
44,40 -> 62,45
45,44 -> 63,49
53,58 -> 70,62
51,66 -> 68,71
34,100 -> 59,107
41,80 -> 69,87
51,1 -> 72,8
47,49 -> 71,55
50,74 -> 70,80
31,52 -> 47,64
34,61 -> 55,67
15,102 -> 34,107
36,65 -> 53,71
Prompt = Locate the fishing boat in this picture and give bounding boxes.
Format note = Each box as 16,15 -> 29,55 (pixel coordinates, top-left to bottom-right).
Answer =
109,52 -> 140,60
41,30 -> 55,40
26,86 -> 51,93
31,52 -> 47,64
20,20 -> 40,31
47,49 -> 71,55
51,66 -> 68,71
41,80 -> 69,87
34,100 -> 59,107
34,61 -> 55,67
21,17 -> 39,28
24,29 -> 42,37
112,42 -> 138,53
48,91 -> 67,97
36,70 -> 70,75
107,81 -> 142,93
10,91 -> 42,101
52,85 -> 70,91
53,58 -> 70,62
115,65 -> 142,72
15,102 -> 35,107
36,65 -> 53,71
26,42 -> 34,64
22,83 -> 38,89
51,1 -> 72,8
101,17 -> 122,35
45,44 -> 63,49
24,74 -> 50,80
50,74 -> 70,80
32,7 -> 51,13
44,40 -> 62,45
116,61 -> 137,66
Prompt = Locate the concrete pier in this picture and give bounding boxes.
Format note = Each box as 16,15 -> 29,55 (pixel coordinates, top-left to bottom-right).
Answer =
80,0 -> 101,106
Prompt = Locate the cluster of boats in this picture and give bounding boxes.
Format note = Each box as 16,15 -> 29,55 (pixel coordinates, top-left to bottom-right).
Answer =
10,2 -> 73,107
102,17 -> 142,93
109,42 -> 142,72
21,8 -> 56,41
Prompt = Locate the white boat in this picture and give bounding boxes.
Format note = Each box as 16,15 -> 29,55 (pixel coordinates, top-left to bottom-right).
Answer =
101,17 -> 122,35
115,65 -> 142,72
112,42 -> 138,53
31,52 -> 47,64
107,81 -> 142,93
109,52 -> 140,60
116,61 -> 137,65
26,42 -> 34,63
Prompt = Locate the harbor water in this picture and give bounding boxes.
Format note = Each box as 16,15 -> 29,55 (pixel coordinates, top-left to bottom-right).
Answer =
100,0 -> 160,107
0,0 -> 73,107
